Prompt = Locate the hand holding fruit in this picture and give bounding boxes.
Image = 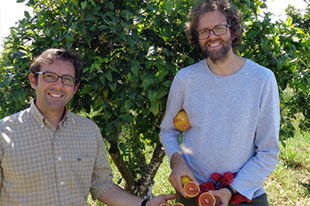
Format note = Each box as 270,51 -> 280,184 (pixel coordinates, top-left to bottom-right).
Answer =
207,189 -> 231,206
169,153 -> 198,198
181,176 -> 200,197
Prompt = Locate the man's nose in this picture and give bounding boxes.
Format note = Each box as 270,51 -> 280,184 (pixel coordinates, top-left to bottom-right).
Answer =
209,30 -> 217,38
54,77 -> 65,86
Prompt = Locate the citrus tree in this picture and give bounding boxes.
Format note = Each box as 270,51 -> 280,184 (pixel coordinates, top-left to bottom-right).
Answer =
1,0 -> 309,197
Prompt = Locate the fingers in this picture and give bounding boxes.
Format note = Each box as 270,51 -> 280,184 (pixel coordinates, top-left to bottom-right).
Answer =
187,173 -> 198,184
168,173 -> 186,197
162,193 -> 178,201
148,194 -> 178,206
208,190 -> 229,206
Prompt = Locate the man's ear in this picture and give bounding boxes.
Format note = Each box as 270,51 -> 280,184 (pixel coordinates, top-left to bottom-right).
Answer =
73,82 -> 80,94
29,73 -> 37,89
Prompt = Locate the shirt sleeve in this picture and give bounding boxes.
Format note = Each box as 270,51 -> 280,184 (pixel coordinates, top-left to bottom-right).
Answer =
159,74 -> 184,161
230,73 -> 280,199
90,125 -> 114,200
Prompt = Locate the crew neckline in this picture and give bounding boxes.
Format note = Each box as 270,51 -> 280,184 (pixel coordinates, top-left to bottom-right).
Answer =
203,58 -> 248,78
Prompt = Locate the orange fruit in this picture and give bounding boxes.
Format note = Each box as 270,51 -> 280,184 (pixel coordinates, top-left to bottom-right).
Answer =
181,176 -> 200,197
173,203 -> 184,206
198,192 -> 216,206
174,110 -> 191,131
183,181 -> 200,198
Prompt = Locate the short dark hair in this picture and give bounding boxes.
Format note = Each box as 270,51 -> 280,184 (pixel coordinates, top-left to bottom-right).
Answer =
185,0 -> 243,52
30,48 -> 83,85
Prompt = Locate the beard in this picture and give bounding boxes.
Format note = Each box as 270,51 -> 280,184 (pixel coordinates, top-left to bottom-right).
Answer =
201,37 -> 233,64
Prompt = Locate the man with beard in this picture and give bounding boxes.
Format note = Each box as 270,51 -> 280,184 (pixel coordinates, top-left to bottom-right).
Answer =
159,1 -> 280,206
0,48 -> 177,206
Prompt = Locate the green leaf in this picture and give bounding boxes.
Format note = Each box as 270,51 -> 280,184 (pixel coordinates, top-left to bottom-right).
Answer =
154,87 -> 167,99
119,114 -> 133,122
24,11 -> 30,19
150,102 -> 159,116
131,60 -> 140,76
109,82 -> 117,92
103,89 -> 109,98
81,1 -> 87,9
286,16 -> 293,26
120,10 -> 134,19
141,77 -> 153,88
105,70 -> 113,81
80,86 -> 92,95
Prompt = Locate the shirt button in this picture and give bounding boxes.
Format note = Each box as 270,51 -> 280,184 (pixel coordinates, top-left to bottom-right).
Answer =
60,181 -> 64,186
58,157 -> 62,161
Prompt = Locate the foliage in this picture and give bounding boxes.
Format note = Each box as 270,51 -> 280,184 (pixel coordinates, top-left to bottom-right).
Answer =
0,0 -> 309,197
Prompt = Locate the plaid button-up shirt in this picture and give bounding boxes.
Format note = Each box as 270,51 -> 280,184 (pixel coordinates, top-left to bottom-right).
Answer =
0,101 -> 114,206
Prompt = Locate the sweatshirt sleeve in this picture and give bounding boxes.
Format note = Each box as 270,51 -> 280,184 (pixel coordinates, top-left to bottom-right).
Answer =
159,73 -> 184,161
230,73 -> 280,199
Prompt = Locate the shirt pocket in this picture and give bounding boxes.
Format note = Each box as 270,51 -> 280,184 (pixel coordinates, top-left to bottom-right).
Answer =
68,153 -> 96,185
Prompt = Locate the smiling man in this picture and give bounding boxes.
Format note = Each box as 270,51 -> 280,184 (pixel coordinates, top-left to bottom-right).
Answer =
160,1 -> 280,206
0,48 -> 176,206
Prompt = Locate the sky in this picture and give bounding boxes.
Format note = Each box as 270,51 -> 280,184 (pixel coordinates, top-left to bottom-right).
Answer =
0,0 -> 33,51
0,0 -> 308,52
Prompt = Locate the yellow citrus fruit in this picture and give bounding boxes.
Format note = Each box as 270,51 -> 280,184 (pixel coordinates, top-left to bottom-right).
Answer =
174,110 -> 191,131
181,176 -> 192,185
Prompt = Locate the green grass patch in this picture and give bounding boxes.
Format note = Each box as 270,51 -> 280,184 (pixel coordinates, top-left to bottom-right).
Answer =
265,133 -> 310,205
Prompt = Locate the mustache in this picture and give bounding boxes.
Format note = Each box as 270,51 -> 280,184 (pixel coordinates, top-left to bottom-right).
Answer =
47,89 -> 65,95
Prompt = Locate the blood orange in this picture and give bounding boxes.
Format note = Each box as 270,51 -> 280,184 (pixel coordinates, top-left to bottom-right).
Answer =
183,181 -> 200,197
174,110 -> 191,131
173,203 -> 184,206
198,192 -> 216,206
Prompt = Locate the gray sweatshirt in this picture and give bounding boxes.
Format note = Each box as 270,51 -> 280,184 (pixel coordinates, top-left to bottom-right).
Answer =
160,58 -> 280,200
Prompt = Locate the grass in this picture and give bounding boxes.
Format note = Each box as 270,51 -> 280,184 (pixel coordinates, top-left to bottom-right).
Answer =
88,132 -> 310,206
265,132 -> 310,205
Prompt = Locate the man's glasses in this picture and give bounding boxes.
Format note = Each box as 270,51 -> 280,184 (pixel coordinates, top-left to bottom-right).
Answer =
36,71 -> 76,86
198,24 -> 230,40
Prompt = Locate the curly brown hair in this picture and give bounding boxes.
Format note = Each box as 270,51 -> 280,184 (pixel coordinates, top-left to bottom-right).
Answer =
185,0 -> 243,52
30,48 -> 83,85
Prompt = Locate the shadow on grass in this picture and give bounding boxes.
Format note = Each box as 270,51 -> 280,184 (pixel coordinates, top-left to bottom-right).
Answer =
300,182 -> 310,192
283,159 -> 305,169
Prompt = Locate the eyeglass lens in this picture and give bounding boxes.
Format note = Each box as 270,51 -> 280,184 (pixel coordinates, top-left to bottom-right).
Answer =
39,72 -> 75,86
198,25 -> 228,39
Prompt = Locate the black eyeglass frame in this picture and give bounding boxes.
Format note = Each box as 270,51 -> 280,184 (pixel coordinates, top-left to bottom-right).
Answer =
197,24 -> 230,40
35,71 -> 76,86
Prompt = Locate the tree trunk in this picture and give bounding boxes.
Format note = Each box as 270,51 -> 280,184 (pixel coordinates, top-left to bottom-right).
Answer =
108,140 -> 136,193
132,143 -> 166,197
108,140 -> 166,197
